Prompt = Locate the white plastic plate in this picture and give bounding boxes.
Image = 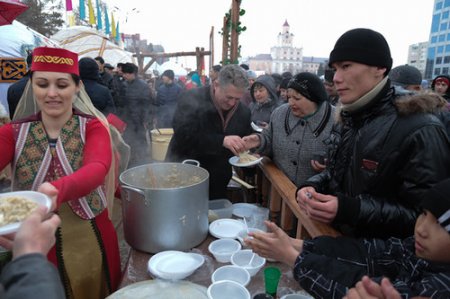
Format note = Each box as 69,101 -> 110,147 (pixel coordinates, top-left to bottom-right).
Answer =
251,122 -> 263,132
0,191 -> 52,235
209,218 -> 246,239
228,155 -> 263,168
147,251 -> 204,280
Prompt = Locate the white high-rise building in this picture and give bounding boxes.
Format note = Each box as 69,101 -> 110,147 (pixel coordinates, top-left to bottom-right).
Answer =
270,20 -> 303,74
407,42 -> 428,78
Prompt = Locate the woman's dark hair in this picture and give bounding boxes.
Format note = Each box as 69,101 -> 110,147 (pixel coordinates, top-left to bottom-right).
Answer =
30,71 -> 81,86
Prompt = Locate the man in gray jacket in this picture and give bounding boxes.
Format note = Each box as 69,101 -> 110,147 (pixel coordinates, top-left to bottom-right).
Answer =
0,206 -> 64,298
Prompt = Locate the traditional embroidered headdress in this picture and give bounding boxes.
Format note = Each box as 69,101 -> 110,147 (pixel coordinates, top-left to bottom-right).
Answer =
31,47 -> 79,76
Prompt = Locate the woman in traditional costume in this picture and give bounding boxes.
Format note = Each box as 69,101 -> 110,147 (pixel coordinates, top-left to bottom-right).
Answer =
0,47 -> 121,299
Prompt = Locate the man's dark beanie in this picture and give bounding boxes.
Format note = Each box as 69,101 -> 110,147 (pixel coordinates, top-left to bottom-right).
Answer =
162,69 -> 175,80
122,63 -> 137,74
79,57 -> 100,81
288,72 -> 328,104
420,178 -> 450,234
280,77 -> 290,89
389,64 -> 422,86
329,28 -> 393,76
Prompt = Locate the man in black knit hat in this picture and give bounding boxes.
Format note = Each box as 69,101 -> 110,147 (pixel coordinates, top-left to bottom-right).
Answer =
295,28 -> 450,239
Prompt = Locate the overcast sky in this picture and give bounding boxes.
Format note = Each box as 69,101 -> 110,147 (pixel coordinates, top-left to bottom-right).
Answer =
105,0 -> 434,69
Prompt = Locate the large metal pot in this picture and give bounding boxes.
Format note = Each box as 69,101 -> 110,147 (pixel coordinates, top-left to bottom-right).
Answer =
119,160 -> 209,253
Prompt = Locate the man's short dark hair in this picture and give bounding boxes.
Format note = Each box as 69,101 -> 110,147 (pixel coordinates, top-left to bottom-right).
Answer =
94,56 -> 105,65
212,65 -> 222,73
239,63 -> 249,71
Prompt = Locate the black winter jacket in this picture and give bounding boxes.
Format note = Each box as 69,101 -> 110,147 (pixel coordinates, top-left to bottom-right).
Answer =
302,81 -> 450,238
82,79 -> 116,115
166,86 -> 252,199
294,236 -> 450,299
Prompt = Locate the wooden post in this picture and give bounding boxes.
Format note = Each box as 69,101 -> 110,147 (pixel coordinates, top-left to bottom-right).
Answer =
221,15 -> 229,64
200,47 -> 206,84
195,47 -> 201,74
209,26 -> 214,69
230,0 -> 240,64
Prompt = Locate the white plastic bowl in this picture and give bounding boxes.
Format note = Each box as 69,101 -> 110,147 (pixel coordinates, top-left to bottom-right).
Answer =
211,265 -> 251,287
207,280 -> 251,299
230,249 -> 266,276
208,238 -> 242,263
0,191 -> 52,235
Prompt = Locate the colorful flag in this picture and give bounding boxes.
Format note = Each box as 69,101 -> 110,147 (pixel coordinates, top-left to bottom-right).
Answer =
65,0 -> 72,11
111,12 -> 116,38
115,21 -> 120,42
65,0 -> 74,26
67,11 -> 75,26
96,0 -> 102,29
104,5 -> 110,35
79,0 -> 85,20
88,0 -> 95,25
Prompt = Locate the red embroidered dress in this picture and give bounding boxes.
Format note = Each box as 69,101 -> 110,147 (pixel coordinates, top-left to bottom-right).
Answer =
0,111 -> 121,298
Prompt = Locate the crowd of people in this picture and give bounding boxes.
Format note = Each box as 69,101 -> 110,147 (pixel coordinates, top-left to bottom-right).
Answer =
0,26 -> 449,299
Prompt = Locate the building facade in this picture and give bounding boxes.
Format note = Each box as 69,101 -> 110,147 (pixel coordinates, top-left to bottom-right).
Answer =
245,20 -> 327,75
270,20 -> 303,74
407,42 -> 428,77
302,56 -> 328,75
425,0 -> 450,79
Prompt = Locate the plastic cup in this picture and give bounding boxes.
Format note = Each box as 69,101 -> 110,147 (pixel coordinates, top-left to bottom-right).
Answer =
249,207 -> 270,231
264,266 -> 281,296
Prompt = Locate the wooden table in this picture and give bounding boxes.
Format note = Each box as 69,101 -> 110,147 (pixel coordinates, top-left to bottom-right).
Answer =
119,235 -> 303,298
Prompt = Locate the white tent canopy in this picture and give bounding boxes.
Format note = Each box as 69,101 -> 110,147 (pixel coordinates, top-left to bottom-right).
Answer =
0,20 -> 59,58
0,21 -> 59,114
51,26 -> 135,67
149,60 -> 188,77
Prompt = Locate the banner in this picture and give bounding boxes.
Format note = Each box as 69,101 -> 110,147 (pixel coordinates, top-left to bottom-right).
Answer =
67,11 -> 75,27
115,22 -> 120,42
79,0 -> 85,20
96,0 -> 102,29
65,0 -> 72,11
88,0 -> 95,25
111,12 -> 116,38
104,5 -> 110,35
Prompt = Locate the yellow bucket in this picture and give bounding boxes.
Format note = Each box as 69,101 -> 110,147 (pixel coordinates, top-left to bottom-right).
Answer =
150,128 -> 174,161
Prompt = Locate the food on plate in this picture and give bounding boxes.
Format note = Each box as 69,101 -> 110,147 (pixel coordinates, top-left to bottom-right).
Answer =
238,152 -> 258,164
0,196 -> 39,226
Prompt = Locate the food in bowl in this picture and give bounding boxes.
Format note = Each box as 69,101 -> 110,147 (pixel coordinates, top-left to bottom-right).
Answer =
0,196 -> 39,226
238,152 -> 258,164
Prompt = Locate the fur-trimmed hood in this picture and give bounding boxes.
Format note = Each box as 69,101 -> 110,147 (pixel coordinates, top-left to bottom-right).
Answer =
395,92 -> 447,116
335,90 -> 447,123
